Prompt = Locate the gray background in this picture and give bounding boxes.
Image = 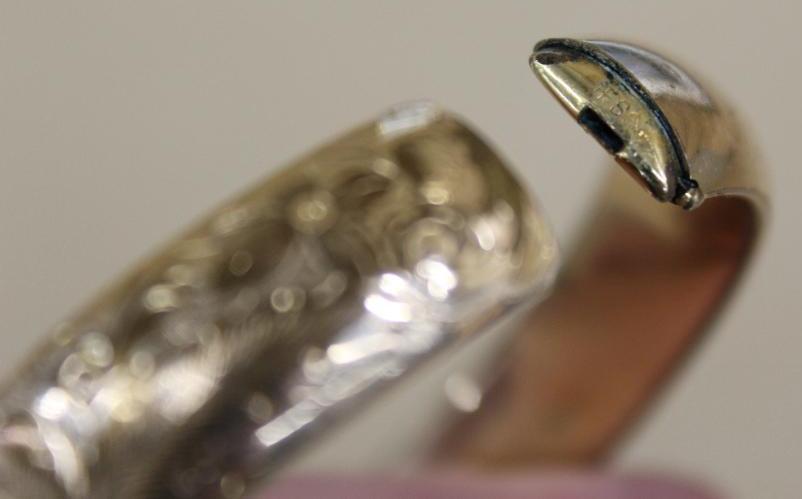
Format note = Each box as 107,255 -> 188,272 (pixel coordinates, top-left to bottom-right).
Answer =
0,2 -> 799,497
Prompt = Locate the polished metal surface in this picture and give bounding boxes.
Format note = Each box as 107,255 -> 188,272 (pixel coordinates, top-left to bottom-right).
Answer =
441,39 -> 765,466
530,39 -> 765,210
0,103 -> 557,498
0,38 -> 767,498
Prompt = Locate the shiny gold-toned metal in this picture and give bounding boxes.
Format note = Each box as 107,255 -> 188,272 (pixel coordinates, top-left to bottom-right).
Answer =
0,38 -> 766,498
531,44 -> 684,201
440,38 -> 766,466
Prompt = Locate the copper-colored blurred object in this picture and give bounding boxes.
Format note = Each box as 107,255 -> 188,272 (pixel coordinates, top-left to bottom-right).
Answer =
0,39 -> 767,498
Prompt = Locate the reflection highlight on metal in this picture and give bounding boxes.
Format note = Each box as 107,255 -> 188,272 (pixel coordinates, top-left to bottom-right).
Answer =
0,38 -> 766,498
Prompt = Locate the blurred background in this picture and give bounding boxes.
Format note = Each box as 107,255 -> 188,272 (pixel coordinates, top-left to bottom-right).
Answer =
0,2 -> 799,498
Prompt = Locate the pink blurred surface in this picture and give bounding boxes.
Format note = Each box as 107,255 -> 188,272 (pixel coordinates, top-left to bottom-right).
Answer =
265,473 -> 720,499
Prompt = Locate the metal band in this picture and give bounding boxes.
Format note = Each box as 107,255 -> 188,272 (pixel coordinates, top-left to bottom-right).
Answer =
0,39 -> 766,498
439,38 -> 767,466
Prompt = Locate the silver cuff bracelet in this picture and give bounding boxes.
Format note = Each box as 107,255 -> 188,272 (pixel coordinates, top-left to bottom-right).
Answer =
0,38 -> 768,499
